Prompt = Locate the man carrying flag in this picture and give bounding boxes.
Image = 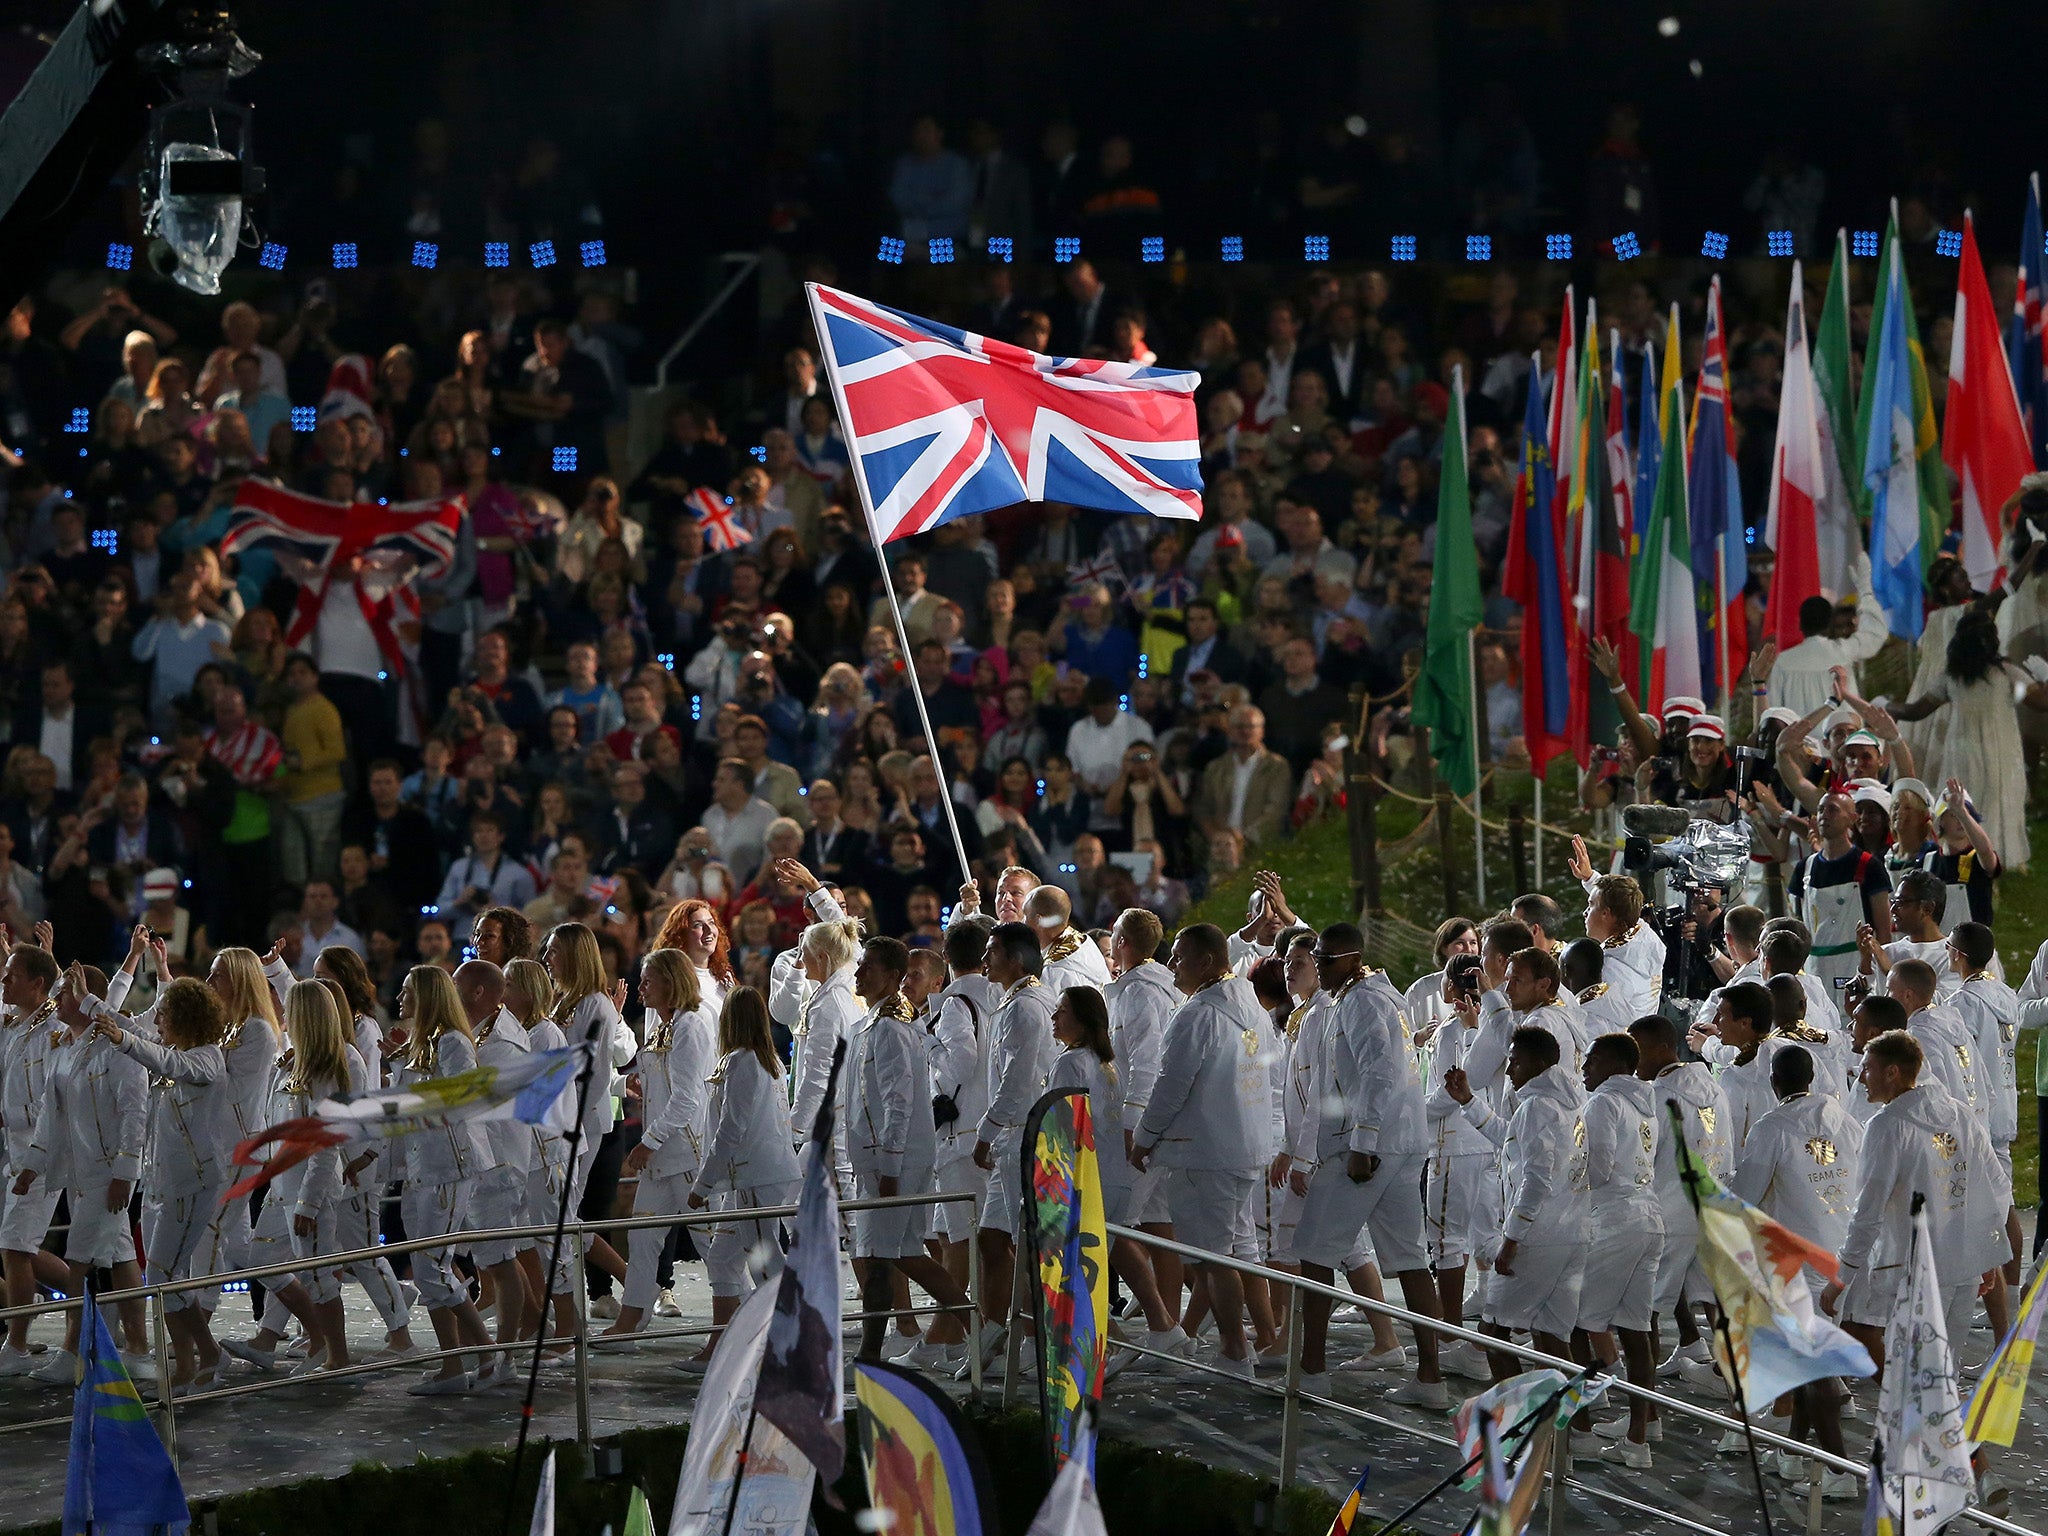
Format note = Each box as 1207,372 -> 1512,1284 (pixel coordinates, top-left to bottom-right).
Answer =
1946,212 -> 2035,592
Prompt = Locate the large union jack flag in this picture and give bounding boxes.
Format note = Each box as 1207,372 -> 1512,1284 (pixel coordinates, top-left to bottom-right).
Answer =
806,282 -> 1203,545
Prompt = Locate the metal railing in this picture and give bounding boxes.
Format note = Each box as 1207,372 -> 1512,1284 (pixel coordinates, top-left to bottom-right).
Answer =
0,1196 -> 2035,1536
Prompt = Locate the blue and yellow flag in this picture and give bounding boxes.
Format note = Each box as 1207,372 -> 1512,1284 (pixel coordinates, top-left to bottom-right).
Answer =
1962,1256 -> 2048,1446
854,1360 -> 999,1536
64,1285 -> 188,1536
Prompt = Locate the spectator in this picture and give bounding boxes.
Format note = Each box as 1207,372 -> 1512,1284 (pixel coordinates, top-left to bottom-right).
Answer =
291,878 -> 366,978
130,566 -> 232,730
889,116 -> 973,255
341,759 -> 444,916
701,758 -> 778,885
1192,705 -> 1292,848
274,651 -> 349,887
1057,583 -> 1139,686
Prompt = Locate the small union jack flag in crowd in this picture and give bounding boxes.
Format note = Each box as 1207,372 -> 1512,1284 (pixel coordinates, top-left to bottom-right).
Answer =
1066,548 -> 1125,593
805,282 -> 1202,546
686,486 -> 752,553
585,876 -> 620,909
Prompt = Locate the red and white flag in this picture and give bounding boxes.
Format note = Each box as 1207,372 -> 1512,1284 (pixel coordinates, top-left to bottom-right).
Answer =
1946,212 -> 2034,590
1763,262 -> 1828,654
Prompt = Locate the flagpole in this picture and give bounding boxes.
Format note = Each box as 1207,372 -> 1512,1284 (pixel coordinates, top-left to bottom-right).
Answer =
500,1022 -> 606,1536
1469,632 -> 1485,908
1666,1101 -> 1775,1536
1533,776 -> 1543,891
804,281 -> 974,887
716,1400 -> 763,1536
1359,1370 -> 1587,1536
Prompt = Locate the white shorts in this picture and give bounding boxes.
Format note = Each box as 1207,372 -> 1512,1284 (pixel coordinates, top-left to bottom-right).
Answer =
1127,1162 -> 1172,1226
402,1179 -> 472,1310
0,1174 -> 59,1251
65,1180 -> 136,1269
977,1136 -> 1022,1236
853,1168 -> 933,1260
1425,1153 -> 1495,1268
465,1169 -> 534,1267
1578,1222 -> 1661,1334
1484,1240 -> 1584,1336
1165,1168 -> 1259,1259
706,1182 -> 795,1298
1840,1268 -> 1977,1341
1268,1177 -> 1307,1265
1293,1152 -> 1427,1274
931,1158 -> 980,1243
1100,1178 -> 1134,1231
142,1184 -> 226,1311
1653,1209 -> 1707,1314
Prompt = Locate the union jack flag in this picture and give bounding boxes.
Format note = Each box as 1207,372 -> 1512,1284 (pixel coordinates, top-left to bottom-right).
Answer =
220,480 -> 463,581
806,282 -> 1203,545
686,486 -> 751,553
1066,548 -> 1125,593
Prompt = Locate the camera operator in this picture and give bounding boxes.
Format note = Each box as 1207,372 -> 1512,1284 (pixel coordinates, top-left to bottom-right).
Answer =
1661,883 -> 1729,1005
1642,717 -> 1739,818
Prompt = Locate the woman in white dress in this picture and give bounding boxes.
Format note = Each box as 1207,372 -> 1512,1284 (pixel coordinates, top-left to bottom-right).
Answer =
540,924 -> 635,1324
1898,557 -> 1974,789
218,980 -> 358,1374
393,964 -> 494,1392
506,957 -> 572,1341
602,948 -> 715,1343
686,985 -> 799,1365
1890,611 -> 2032,870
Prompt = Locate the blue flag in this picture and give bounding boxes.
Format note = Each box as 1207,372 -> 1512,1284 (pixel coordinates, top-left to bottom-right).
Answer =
1865,255 -> 1925,641
1633,339 -> 1662,553
64,1284 -> 188,1536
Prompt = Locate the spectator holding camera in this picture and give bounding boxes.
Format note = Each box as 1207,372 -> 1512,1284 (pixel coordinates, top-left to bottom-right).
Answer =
1101,739 -> 1187,863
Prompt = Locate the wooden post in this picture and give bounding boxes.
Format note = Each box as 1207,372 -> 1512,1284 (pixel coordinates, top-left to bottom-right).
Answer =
1345,685 -> 1372,920
1358,729 -> 1383,915
1434,787 -> 1460,916
1507,802 -> 1529,896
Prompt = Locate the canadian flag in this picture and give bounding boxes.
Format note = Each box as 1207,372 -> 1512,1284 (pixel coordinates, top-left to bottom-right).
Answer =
1763,261 -> 1827,653
1945,212 -> 2033,589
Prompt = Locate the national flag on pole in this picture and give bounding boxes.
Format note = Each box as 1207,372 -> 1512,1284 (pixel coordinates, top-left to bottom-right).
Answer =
1765,261 -> 1830,655
753,1040 -> 848,1486
1857,204 -> 1949,631
1629,376 -> 1702,713
1600,330 -> 1639,698
1689,276 -> 1748,706
1565,311 -> 1605,766
1503,353 -> 1572,771
1962,1252 -> 2048,1446
806,282 -> 1201,545
1323,1466 -> 1371,1536
685,486 -> 752,553
1547,285 -> 1579,559
528,1448 -> 556,1536
1630,337 -> 1664,699
1877,1195 -> 1976,1532
1946,211 -> 2034,591
63,1280 -> 190,1536
225,1043 -> 586,1200
1813,231 -> 1861,598
2010,174 -> 2048,470
1474,1405 -> 1550,1536
1412,368 -> 1482,796
1672,1124 -> 1875,1408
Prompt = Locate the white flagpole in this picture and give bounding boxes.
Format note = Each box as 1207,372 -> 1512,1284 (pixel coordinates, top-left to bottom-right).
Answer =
804,282 -> 975,885
1533,777 -> 1543,891
1470,631 -> 1486,909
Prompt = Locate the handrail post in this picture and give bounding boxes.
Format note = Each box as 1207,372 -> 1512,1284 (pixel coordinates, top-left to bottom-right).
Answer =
567,1226 -> 594,1474
1548,1419 -> 1568,1536
1806,1455 -> 1824,1534
966,1212 -> 984,1403
1277,1285 -> 1303,1491
151,1287 -> 176,1457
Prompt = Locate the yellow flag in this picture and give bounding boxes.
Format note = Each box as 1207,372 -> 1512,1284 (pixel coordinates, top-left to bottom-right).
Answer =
1658,304 -> 1683,436
1962,1261 -> 2048,1446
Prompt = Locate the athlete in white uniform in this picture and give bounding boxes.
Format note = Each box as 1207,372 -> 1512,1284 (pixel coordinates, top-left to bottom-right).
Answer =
1566,847 -> 1665,1016
0,946 -> 75,1375
970,922 -> 1057,1354
1422,952 -> 1496,1382
1289,921 -> 1446,1407
1948,920 -> 2022,1332
1857,871 -> 1961,1000
1577,1032 -> 1664,1467
924,929 -> 995,1348
1628,1014 -> 1732,1381
1729,1042 -> 1863,1496
1563,938 -> 1638,1041
1890,960 -> 1989,1123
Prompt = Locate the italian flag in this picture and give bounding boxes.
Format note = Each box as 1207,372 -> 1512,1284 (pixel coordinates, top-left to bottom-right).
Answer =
1628,377 -> 1702,713
1763,261 -> 1827,653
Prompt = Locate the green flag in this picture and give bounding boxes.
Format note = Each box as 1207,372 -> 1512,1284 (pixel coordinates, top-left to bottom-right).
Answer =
1414,369 -> 1482,796
1813,229 -> 1857,499
622,1486 -> 653,1536
1852,206 -> 1949,569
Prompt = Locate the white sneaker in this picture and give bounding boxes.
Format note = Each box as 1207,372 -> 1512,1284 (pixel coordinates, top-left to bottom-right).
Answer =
1295,1369 -> 1330,1397
904,1339 -> 963,1372
1817,1470 -> 1861,1502
1675,1357 -> 1727,1391
1387,1377 -> 1450,1411
1656,1339 -> 1710,1379
30,1349 -> 77,1386
0,1346 -> 39,1378
119,1349 -> 157,1382
588,1295 -> 620,1321
1600,1439 -> 1652,1471
1335,1344 -> 1410,1374
1145,1324 -> 1192,1359
1440,1341 -> 1494,1381
220,1337 -> 281,1373
1714,1429 -> 1748,1454
976,1325 -> 1008,1365
406,1370 -> 474,1396
1218,1351 -> 1256,1381
882,1332 -> 920,1363
654,1289 -> 682,1318
1591,1416 -> 1662,1443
